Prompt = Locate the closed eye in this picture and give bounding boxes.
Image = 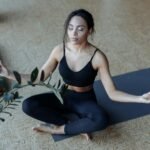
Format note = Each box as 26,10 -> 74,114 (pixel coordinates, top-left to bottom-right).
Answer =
68,27 -> 73,30
68,24 -> 73,30
77,27 -> 84,31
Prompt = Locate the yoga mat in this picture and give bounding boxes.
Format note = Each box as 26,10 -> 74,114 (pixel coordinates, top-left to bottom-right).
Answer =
52,68 -> 150,141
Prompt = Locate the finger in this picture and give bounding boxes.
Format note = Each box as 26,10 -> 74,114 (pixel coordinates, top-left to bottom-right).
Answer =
142,94 -> 150,101
142,94 -> 147,98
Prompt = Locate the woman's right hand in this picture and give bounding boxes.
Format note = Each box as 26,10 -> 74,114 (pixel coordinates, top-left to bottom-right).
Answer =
0,60 -> 9,77
0,61 -> 14,94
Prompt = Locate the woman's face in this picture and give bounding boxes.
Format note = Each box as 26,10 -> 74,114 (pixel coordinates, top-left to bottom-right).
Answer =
67,16 -> 90,45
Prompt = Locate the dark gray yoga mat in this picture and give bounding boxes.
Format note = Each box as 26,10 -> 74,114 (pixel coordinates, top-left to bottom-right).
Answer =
52,68 -> 150,141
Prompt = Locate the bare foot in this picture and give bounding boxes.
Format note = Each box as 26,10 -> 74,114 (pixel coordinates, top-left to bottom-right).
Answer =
81,133 -> 92,141
32,123 -> 92,141
32,123 -> 57,134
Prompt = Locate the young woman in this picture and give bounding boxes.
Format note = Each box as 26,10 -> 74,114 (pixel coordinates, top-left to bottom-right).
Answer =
1,9 -> 150,141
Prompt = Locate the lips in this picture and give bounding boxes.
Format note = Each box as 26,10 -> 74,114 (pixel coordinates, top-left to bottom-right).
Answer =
70,37 -> 78,41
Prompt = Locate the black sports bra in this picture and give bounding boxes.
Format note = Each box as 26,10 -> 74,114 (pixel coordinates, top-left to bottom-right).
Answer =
58,44 -> 98,87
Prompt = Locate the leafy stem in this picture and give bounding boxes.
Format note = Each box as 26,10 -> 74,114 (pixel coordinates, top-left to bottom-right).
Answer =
0,67 -> 67,122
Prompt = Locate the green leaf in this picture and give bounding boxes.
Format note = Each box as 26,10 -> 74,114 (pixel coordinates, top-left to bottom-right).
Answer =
54,90 -> 63,104
0,104 -> 3,112
27,81 -> 32,85
52,83 -> 56,88
31,67 -> 39,83
59,84 -> 68,96
6,107 -> 15,109
0,76 -> 10,91
47,75 -> 51,84
9,103 -> 18,106
13,71 -> 22,84
40,70 -> 45,82
11,82 -> 21,89
14,91 -> 19,99
0,118 -> 5,122
15,100 -> 21,102
28,81 -> 35,86
3,92 -> 14,102
57,79 -> 61,89
2,111 -> 12,116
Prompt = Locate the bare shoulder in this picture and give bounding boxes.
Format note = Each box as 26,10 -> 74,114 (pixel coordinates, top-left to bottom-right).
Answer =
96,49 -> 107,61
50,43 -> 64,61
90,44 -> 107,61
92,47 -> 109,69
52,44 -> 63,54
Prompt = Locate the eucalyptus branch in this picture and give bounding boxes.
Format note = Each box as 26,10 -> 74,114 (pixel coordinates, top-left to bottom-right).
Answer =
0,67 -> 68,122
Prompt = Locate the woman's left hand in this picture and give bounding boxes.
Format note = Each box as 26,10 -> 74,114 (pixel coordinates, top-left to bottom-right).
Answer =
139,92 -> 150,103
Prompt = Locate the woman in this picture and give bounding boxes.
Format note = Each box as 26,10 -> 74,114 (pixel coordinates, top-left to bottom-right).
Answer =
1,9 -> 150,141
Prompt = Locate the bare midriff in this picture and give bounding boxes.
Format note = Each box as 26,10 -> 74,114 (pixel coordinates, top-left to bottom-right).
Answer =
67,84 -> 93,92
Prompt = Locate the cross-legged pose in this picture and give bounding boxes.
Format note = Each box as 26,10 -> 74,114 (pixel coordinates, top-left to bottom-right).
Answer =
1,9 -> 150,141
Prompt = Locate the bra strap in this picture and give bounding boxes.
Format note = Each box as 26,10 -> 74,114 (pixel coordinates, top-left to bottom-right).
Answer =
63,41 -> 66,56
90,48 -> 98,61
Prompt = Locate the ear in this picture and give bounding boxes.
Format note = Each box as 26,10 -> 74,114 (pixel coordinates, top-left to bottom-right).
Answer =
88,28 -> 92,35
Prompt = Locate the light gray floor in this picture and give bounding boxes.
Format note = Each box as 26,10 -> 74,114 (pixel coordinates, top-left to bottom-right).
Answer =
0,0 -> 150,150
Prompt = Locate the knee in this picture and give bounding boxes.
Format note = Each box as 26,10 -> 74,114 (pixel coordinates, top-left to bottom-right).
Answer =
22,98 -> 36,115
92,113 -> 109,130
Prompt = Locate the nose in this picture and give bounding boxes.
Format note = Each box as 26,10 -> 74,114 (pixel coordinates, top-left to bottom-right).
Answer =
73,29 -> 78,36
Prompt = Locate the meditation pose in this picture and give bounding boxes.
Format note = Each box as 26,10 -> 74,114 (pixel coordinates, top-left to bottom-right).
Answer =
0,9 -> 150,141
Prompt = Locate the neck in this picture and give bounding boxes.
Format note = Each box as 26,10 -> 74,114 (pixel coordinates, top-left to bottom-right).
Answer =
68,41 -> 89,53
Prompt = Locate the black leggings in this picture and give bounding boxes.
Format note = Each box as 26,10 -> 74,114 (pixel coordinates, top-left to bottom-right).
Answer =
22,89 -> 109,135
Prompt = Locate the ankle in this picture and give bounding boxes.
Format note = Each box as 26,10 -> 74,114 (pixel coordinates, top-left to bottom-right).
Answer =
54,125 -> 65,134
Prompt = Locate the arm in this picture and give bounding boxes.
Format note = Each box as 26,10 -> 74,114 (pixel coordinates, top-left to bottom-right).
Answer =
94,51 -> 150,103
0,45 -> 62,84
0,59 -> 30,83
35,45 -> 62,83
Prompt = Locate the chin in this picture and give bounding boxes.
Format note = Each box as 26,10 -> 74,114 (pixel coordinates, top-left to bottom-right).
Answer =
70,41 -> 78,45
70,40 -> 82,45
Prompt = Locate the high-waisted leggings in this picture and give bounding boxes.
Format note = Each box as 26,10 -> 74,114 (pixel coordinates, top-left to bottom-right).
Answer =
22,88 -> 109,135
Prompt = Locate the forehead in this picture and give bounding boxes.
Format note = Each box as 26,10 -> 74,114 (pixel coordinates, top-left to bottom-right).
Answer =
69,16 -> 87,27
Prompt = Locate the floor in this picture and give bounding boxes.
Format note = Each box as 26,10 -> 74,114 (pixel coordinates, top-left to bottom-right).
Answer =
0,0 -> 150,150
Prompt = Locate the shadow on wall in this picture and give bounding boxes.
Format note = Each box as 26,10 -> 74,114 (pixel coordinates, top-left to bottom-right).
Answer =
0,45 -> 10,68
0,11 -> 24,23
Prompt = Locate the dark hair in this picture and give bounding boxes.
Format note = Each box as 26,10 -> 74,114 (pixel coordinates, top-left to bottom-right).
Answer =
63,9 -> 95,43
